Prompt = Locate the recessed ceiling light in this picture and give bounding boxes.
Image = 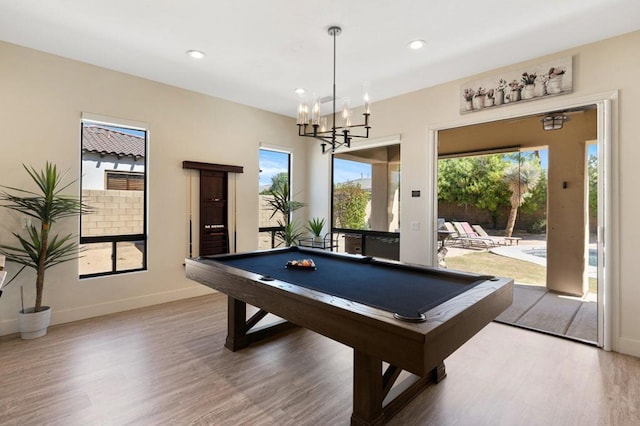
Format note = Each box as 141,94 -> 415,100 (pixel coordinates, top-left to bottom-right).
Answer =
407,40 -> 426,50
295,88 -> 305,95
186,50 -> 206,59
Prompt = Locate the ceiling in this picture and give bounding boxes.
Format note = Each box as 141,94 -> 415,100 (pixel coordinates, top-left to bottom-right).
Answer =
1,0 -> 638,118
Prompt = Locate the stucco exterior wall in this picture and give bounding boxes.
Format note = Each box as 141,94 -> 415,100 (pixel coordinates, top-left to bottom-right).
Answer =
82,154 -> 145,190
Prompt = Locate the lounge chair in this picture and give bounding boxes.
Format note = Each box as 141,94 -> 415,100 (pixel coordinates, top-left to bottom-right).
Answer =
472,224 -> 508,246
452,221 -> 498,248
442,222 -> 468,247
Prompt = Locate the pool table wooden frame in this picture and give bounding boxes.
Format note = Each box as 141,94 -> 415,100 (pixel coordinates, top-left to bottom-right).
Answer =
185,247 -> 513,425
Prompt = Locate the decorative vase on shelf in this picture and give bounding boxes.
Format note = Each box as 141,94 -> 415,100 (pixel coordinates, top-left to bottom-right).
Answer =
522,84 -> 535,99
472,95 -> 485,110
495,90 -> 504,105
536,82 -> 548,97
485,97 -> 495,107
509,89 -> 521,102
548,75 -> 563,94
464,100 -> 473,111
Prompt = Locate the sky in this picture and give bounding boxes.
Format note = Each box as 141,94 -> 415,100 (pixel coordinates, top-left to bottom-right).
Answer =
259,150 -> 372,187
259,149 -> 289,187
531,144 -> 597,170
333,158 -> 371,183
259,145 -> 598,187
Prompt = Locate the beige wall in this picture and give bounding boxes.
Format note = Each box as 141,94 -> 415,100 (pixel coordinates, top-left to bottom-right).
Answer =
307,31 -> 640,357
0,41 -> 307,334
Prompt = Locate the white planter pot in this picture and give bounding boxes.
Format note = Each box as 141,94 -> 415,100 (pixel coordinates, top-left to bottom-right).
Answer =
548,75 -> 563,94
522,84 -> 535,99
18,306 -> 51,339
472,95 -> 485,110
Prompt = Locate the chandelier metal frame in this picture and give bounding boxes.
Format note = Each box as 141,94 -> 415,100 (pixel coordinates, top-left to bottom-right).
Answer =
297,26 -> 371,154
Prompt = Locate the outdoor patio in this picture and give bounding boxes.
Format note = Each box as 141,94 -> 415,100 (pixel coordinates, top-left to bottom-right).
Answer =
444,234 -> 598,344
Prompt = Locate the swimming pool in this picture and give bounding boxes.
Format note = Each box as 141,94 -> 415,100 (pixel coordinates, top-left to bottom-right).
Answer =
525,248 -> 598,267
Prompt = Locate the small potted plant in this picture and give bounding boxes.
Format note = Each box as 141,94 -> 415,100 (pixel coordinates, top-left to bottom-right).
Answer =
462,88 -> 475,110
547,66 -> 566,93
521,72 -> 537,99
306,217 -> 326,244
485,88 -> 495,107
472,87 -> 487,110
507,80 -> 523,102
494,79 -> 507,105
0,163 -> 91,339
536,73 -> 549,96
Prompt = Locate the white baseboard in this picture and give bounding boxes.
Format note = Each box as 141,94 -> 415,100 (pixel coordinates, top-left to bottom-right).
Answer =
0,285 -> 215,336
616,336 -> 640,358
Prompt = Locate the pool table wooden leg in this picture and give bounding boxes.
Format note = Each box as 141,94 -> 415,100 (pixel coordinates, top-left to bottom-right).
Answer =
224,296 -> 298,351
351,350 -> 386,426
351,349 -> 446,425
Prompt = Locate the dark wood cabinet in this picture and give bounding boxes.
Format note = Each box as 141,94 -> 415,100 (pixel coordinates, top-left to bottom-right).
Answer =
183,161 -> 243,257
200,170 -> 228,256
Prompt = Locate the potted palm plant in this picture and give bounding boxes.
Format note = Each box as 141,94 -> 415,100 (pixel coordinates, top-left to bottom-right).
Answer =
263,177 -> 305,247
0,163 -> 89,339
306,217 -> 326,244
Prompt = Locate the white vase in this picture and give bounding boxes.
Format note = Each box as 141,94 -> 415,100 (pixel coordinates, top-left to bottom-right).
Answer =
522,84 -> 535,99
509,89 -> 521,102
464,100 -> 473,111
536,82 -> 548,97
18,306 -> 51,339
472,95 -> 485,110
485,97 -> 495,107
548,75 -> 563,94
494,90 -> 504,105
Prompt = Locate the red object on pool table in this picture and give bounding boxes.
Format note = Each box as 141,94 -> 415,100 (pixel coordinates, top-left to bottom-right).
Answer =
186,246 -> 513,425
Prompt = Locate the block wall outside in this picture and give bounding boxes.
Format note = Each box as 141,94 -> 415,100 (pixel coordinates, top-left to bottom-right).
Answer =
81,189 -> 144,236
259,195 -> 284,228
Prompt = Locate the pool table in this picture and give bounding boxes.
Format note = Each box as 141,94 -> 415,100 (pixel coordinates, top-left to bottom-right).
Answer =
185,247 -> 513,425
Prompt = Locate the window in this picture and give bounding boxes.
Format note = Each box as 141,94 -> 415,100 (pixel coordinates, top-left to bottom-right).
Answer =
258,148 -> 292,249
106,171 -> 144,191
332,145 -> 401,232
332,144 -> 401,260
79,117 -> 147,277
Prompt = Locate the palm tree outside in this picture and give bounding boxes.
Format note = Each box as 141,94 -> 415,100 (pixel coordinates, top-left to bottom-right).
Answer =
503,161 -> 542,238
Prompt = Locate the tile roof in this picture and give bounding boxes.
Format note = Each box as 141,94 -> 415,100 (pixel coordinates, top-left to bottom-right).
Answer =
82,125 -> 145,159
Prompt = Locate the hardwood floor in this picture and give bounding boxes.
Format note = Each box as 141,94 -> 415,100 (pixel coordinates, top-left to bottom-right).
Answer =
1,293 -> 638,425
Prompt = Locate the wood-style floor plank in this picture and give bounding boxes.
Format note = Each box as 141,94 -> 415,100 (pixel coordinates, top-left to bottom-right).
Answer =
1,293 -> 638,425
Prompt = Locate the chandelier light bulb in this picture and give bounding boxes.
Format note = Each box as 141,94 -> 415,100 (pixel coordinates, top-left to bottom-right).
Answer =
363,82 -> 371,114
312,95 -> 320,126
342,97 -> 351,128
297,99 -> 309,125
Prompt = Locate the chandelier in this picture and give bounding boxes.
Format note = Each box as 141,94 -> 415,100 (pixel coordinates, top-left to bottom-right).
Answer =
296,26 -> 371,154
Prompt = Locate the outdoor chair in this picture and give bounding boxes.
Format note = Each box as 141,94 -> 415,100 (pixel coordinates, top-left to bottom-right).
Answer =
471,224 -> 509,246
443,222 -> 468,247
452,221 -> 498,248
